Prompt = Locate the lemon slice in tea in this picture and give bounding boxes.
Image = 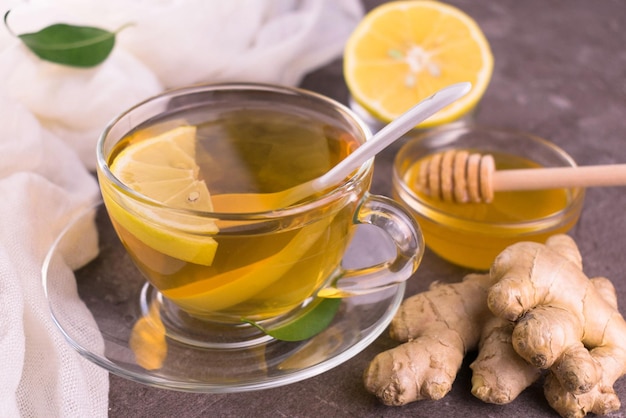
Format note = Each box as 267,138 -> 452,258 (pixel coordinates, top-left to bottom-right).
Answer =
344,0 -> 493,127
105,125 -> 218,266
162,215 -> 334,314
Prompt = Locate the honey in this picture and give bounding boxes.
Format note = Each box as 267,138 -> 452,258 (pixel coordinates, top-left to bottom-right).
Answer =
395,149 -> 581,270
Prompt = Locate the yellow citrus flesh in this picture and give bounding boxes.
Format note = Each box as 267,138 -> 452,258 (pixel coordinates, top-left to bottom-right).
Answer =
162,213 -> 334,314
344,0 -> 493,127
106,125 -> 218,266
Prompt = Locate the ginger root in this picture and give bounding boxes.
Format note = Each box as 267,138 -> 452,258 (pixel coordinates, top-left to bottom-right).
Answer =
490,235 -> 626,417
363,273 -> 538,405
363,273 -> 491,404
469,314 -> 541,404
363,234 -> 626,418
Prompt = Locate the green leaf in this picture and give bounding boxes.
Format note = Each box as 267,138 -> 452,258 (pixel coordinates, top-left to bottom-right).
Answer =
244,298 -> 342,342
4,10 -> 127,68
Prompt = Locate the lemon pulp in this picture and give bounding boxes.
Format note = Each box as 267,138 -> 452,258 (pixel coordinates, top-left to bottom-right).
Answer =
104,125 -> 218,266
344,0 -> 493,127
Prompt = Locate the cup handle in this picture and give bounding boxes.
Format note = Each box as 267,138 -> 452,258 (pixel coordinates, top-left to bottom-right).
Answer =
316,193 -> 424,298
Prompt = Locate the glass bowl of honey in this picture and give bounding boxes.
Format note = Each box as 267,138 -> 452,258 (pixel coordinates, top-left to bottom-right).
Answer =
392,125 -> 585,270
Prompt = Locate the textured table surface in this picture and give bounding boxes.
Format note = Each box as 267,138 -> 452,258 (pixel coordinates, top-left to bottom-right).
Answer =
104,1 -> 626,417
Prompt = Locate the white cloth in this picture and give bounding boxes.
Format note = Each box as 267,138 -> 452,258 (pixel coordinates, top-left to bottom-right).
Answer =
0,97 -> 107,417
0,0 -> 363,417
2,0 -> 364,169
0,44 -> 163,170
48,0 -> 364,88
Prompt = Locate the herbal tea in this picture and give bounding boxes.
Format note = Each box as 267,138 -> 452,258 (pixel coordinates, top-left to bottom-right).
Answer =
100,106 -> 363,322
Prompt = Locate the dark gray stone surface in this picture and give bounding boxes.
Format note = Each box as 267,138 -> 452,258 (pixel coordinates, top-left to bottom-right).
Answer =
105,1 -> 626,417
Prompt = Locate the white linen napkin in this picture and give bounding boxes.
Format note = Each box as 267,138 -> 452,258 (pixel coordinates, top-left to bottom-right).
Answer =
0,96 -> 107,417
0,44 -> 164,171
3,0 -> 364,169
48,0 -> 364,88
0,1 -> 363,417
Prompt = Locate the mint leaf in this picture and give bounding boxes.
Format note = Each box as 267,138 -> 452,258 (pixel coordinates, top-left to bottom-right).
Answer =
4,10 -> 128,67
244,298 -> 342,342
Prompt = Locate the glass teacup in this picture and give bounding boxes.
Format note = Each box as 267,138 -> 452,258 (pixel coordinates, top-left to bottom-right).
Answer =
96,83 -> 424,345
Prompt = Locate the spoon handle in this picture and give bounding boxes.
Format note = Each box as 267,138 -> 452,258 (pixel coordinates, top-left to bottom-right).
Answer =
312,82 -> 472,191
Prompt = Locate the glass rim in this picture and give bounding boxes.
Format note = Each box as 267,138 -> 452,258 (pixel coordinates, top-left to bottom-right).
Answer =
392,124 -> 586,230
96,82 -> 374,219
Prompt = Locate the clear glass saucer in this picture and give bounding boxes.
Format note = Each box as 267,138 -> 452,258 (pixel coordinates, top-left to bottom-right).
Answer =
42,202 -> 405,393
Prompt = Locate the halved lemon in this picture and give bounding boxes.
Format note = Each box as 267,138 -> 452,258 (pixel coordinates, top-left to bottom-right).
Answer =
104,125 -> 218,266
344,0 -> 493,127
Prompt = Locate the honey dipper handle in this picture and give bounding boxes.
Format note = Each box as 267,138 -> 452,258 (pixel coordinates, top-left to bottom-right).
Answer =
492,164 -> 626,191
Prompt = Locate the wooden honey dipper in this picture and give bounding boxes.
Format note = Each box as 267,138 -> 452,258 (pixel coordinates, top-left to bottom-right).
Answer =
419,149 -> 626,203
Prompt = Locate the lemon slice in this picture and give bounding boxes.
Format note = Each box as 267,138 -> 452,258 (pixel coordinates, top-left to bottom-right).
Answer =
163,215 -> 333,313
344,0 -> 493,127
104,125 -> 218,266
